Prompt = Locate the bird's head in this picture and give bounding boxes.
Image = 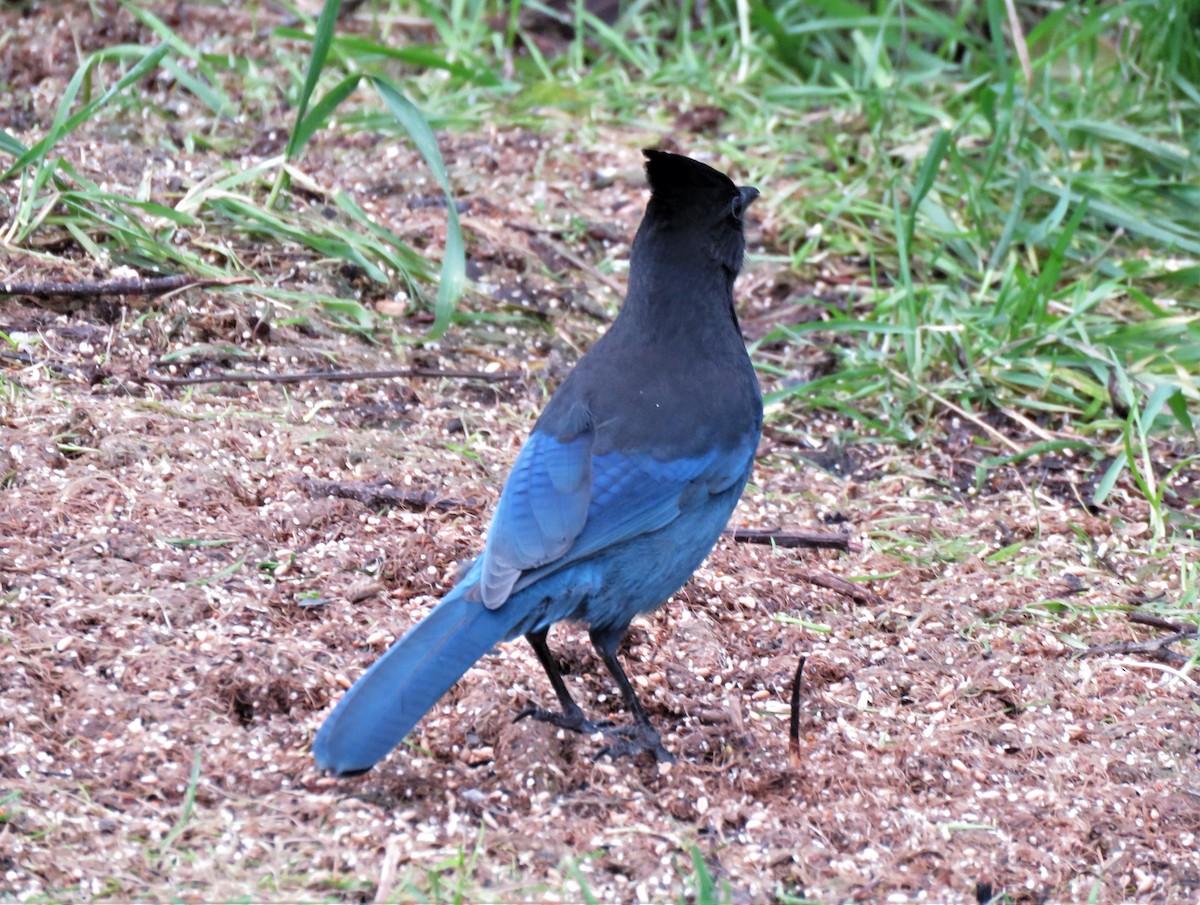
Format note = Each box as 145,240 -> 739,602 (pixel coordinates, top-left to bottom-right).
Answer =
640,148 -> 759,277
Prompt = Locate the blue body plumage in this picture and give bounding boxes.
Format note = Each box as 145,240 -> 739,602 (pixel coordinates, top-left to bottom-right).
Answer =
313,150 -> 762,776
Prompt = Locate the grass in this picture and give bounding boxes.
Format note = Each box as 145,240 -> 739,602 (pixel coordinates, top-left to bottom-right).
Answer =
2,0 -> 1196,449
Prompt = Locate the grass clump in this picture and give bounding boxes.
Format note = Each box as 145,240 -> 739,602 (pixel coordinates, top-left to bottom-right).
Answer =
0,0 -> 1194,517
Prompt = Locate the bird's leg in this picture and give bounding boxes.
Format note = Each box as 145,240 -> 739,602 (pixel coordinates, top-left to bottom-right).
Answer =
516,628 -> 611,733
588,626 -> 676,763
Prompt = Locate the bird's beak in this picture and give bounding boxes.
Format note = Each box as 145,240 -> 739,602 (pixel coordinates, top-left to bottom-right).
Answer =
738,186 -> 760,208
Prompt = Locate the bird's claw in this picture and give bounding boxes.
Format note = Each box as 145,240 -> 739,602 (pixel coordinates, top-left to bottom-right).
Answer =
514,706 -> 612,735
516,707 -> 671,760
594,724 -> 677,763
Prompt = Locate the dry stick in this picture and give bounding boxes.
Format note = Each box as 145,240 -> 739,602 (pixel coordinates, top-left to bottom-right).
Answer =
730,528 -> 878,605
0,349 -> 84,379
731,526 -> 855,552
143,366 -> 521,387
1081,610 -> 1199,673
1004,0 -> 1033,85
789,655 -> 807,768
298,477 -> 482,512
796,569 -> 884,607
0,274 -> 252,299
503,219 -> 625,300
0,350 -> 54,368
528,235 -> 625,299
889,365 -> 1060,447
1080,634 -> 1196,671
886,366 -> 1023,453
997,403 -> 1057,444
1129,611 -> 1197,635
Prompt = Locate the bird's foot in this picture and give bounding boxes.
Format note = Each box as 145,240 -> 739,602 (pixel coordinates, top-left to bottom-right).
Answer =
595,724 -> 676,764
516,705 -> 675,763
514,706 -> 612,736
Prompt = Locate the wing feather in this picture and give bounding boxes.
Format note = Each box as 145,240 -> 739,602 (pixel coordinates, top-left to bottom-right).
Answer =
472,414 -> 756,610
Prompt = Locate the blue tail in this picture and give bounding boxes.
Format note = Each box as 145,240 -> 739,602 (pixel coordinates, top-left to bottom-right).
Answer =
313,589 -> 522,776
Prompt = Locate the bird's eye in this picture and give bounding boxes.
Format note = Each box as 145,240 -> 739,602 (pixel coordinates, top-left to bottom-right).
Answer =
729,194 -> 744,221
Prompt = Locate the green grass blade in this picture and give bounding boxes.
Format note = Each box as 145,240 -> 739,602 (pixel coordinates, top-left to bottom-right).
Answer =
1090,455 -> 1126,507
159,750 -> 202,851
290,74 -> 363,158
1167,390 -> 1196,435
284,0 -> 343,162
371,77 -> 466,337
3,43 -> 171,178
0,130 -> 28,157
121,2 -> 235,115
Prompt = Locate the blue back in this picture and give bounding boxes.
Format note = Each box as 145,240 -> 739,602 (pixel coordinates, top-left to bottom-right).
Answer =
461,425 -> 759,631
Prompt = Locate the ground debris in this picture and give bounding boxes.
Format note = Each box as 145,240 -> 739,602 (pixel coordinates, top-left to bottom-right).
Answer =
0,7 -> 1196,897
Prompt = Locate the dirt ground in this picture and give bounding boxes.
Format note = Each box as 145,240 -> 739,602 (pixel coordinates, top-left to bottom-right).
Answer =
2,4 -> 1199,903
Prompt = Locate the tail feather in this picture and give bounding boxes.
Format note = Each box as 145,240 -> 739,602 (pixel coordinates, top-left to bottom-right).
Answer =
313,589 -> 521,776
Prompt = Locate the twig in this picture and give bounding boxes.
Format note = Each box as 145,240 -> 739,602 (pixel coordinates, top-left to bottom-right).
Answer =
996,403 -> 1056,443
528,235 -> 624,299
1003,0 -> 1033,85
1080,611 -> 1199,673
0,349 -> 58,369
0,349 -> 83,379
796,569 -> 883,607
788,655 -> 806,768
730,527 -> 855,552
886,366 -> 1023,453
143,366 -> 521,387
298,477 -> 482,512
891,366 -> 1060,448
1079,634 -> 1196,671
1128,611 -> 1196,635
504,219 -> 624,299
0,274 -> 252,299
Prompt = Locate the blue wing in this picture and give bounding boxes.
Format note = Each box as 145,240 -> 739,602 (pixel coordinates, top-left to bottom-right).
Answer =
476,430 -> 593,606
471,420 -> 755,609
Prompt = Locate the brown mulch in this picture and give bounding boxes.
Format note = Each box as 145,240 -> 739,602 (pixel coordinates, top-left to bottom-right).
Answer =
1,4 -> 1198,902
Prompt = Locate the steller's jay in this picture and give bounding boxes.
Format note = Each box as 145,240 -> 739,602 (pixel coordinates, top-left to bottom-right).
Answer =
313,149 -> 762,776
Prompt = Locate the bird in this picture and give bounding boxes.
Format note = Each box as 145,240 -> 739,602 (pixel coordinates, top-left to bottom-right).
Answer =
313,149 -> 762,776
